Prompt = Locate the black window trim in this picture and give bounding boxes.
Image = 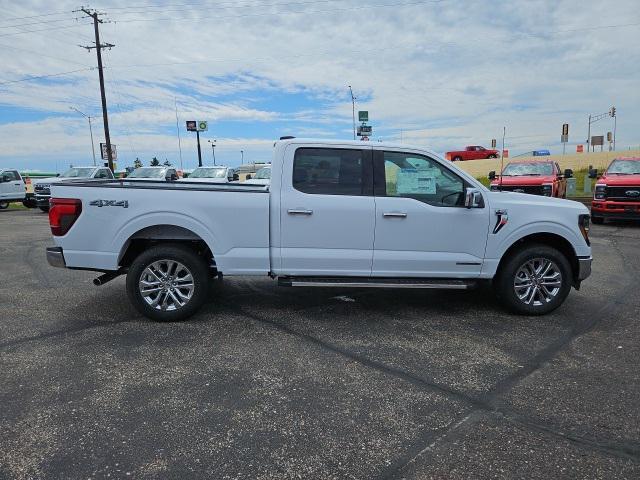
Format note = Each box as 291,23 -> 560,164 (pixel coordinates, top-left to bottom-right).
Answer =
373,149 -> 473,208
292,146 -> 373,197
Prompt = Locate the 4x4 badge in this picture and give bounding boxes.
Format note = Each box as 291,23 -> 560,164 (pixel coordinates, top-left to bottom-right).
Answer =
90,199 -> 129,208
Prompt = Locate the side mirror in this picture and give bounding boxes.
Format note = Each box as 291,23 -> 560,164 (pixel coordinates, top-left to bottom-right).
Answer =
588,168 -> 598,179
246,174 -> 252,180
488,171 -> 496,180
564,168 -> 573,179
233,174 -> 239,181
56,173 -> 60,177
464,187 -> 483,209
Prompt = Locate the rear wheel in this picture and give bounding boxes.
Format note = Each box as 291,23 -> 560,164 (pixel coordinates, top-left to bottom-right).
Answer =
488,154 -> 498,159
495,244 -> 572,315
0,201 -> 9,210
126,244 -> 210,322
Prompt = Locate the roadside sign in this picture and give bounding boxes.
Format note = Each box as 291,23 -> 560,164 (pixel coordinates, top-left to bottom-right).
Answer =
502,149 -> 509,158
198,120 -> 208,132
358,111 -> 368,122
591,135 -> 604,147
576,144 -> 584,153
100,143 -> 117,160
357,125 -> 372,136
186,120 -> 197,131
491,138 -> 496,148
561,134 -> 568,143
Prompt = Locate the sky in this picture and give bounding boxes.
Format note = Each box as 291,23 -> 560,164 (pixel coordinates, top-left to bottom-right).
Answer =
0,0 -> 639,172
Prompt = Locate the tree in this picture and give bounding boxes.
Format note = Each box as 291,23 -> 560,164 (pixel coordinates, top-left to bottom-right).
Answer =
163,159 -> 172,167
150,157 -> 160,166
133,157 -> 143,169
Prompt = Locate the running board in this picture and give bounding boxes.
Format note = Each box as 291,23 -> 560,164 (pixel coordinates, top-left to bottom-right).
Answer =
277,276 -> 475,289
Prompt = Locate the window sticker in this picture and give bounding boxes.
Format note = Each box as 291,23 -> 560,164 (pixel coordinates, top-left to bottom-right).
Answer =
396,168 -> 436,195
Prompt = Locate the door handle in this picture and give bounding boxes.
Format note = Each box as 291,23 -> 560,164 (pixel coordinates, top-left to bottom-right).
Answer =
288,209 -> 313,215
383,212 -> 407,218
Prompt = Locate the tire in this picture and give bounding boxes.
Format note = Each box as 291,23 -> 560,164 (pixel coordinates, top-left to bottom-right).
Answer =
39,206 -> 49,213
453,156 -> 462,162
488,154 -> 498,159
0,201 -> 9,210
495,244 -> 572,315
23,199 -> 37,208
126,243 -> 210,322
591,215 -> 604,225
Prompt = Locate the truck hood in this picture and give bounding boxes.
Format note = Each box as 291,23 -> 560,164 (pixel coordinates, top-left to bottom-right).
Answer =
491,175 -> 556,186
34,176 -> 73,185
597,174 -> 640,186
487,190 -> 588,214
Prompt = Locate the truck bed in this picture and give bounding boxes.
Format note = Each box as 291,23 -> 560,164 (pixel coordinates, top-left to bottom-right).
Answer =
50,179 -> 271,274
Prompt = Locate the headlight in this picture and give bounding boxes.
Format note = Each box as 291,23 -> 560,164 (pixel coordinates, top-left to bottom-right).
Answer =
594,184 -> 606,200
541,183 -> 553,196
579,214 -> 590,246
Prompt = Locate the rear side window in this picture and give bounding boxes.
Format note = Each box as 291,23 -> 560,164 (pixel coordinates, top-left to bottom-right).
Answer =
293,148 -> 365,196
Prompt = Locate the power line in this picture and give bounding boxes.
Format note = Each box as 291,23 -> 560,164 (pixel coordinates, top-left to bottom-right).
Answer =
0,22 -> 93,38
0,16 -> 83,30
0,68 -> 95,86
0,10 -> 71,23
0,41 -> 90,67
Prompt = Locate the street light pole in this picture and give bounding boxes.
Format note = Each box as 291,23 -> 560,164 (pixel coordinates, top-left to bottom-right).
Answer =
348,85 -> 356,140
241,150 -> 244,164
70,107 -> 97,166
208,139 -> 216,165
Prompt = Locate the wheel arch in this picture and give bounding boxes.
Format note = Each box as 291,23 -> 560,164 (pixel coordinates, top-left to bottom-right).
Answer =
496,232 -> 579,285
118,224 -> 215,270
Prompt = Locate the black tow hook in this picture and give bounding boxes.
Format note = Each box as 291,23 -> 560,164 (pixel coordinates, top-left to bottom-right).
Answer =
93,269 -> 124,286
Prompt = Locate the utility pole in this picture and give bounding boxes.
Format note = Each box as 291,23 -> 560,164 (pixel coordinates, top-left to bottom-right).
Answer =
77,7 -> 115,171
348,85 -> 356,140
499,126 -> 506,191
241,150 -> 244,164
70,107 -> 97,166
208,139 -> 216,165
174,98 -> 183,170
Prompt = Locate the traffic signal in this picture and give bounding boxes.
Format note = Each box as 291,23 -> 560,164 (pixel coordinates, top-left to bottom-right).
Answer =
610,106 -> 616,117
607,131 -> 612,142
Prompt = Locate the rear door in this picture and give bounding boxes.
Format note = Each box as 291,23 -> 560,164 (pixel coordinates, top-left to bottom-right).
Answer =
372,148 -> 491,277
279,144 -> 375,276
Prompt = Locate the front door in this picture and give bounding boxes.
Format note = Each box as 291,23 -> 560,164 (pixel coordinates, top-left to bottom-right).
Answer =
279,145 -> 375,276
372,149 -> 490,278
0,171 -> 23,200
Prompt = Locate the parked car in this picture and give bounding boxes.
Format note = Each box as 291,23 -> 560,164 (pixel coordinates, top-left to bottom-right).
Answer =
34,166 -> 114,212
126,166 -> 178,181
0,169 -> 26,209
445,145 -> 499,162
590,157 -> 640,224
181,166 -> 237,183
244,165 -> 271,185
45,138 -> 591,321
488,160 -> 572,198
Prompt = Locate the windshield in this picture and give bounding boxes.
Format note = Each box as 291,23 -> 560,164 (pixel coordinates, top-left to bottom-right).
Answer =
189,167 -> 227,178
607,160 -> 640,175
61,167 -> 95,178
128,167 -> 166,178
253,167 -> 271,179
502,162 -> 553,176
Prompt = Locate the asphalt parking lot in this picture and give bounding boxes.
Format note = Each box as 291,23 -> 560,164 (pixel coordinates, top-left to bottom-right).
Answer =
1,208 -> 639,479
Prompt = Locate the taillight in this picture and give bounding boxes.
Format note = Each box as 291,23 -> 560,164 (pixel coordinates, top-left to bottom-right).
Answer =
49,198 -> 82,236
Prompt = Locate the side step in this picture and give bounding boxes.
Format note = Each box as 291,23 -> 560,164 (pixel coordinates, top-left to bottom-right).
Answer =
277,276 -> 475,289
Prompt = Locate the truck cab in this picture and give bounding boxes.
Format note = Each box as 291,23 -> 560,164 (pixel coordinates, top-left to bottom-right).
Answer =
34,166 -> 114,212
590,157 -> 640,224
0,169 -> 26,209
488,160 -> 572,198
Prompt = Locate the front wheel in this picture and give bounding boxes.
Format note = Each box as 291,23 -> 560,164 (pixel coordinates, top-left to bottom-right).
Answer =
39,206 -> 49,213
495,244 -> 572,315
126,244 -> 210,322
0,201 -> 8,210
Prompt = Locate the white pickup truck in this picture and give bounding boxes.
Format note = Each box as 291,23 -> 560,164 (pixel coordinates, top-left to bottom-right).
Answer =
46,139 -> 592,321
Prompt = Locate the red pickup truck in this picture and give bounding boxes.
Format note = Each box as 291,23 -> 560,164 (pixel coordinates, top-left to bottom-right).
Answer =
590,157 -> 640,224
488,160 -> 572,198
445,145 -> 499,161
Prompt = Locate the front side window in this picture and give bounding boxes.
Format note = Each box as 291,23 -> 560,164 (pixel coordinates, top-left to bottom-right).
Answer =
293,148 -> 364,195
381,151 -> 465,207
2,171 -> 18,181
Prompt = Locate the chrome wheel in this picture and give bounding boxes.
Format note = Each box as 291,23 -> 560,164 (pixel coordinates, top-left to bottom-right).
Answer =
513,258 -> 563,306
139,259 -> 194,311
